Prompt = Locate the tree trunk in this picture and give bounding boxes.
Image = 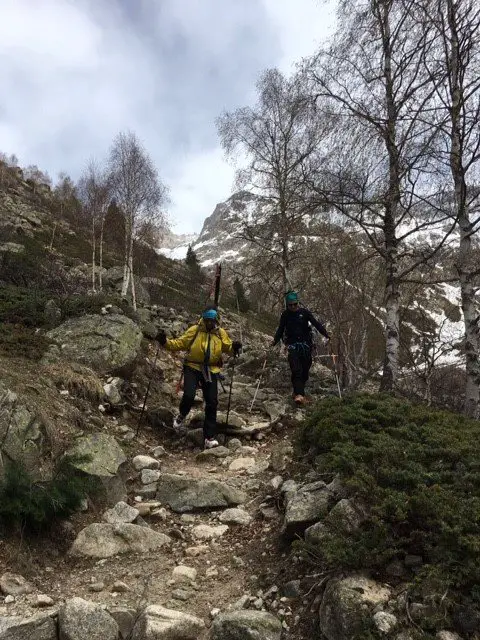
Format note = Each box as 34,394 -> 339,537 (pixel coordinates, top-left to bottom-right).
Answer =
380,262 -> 400,392
121,217 -> 132,298
91,217 -> 96,292
99,211 -> 105,292
379,0 -> 401,393
281,238 -> 293,293
129,249 -> 137,312
446,0 -> 480,417
49,222 -> 57,252
458,220 -> 480,418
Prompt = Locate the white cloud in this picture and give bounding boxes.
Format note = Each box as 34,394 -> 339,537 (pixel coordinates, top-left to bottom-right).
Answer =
261,0 -> 336,71
166,148 -> 236,235
0,0 -> 336,233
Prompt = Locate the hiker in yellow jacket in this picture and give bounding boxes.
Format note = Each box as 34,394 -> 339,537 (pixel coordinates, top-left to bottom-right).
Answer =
158,306 -> 242,449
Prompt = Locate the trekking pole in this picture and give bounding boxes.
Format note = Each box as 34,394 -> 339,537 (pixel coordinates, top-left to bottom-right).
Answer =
214,263 -> 222,307
332,354 -> 342,399
175,369 -> 184,395
327,341 -> 342,399
225,354 -> 237,427
235,289 -> 244,345
219,375 -> 227,394
249,354 -> 268,413
136,342 -> 162,437
315,353 -> 342,398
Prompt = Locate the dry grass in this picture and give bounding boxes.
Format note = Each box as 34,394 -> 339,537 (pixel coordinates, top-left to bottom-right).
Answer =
42,361 -> 104,403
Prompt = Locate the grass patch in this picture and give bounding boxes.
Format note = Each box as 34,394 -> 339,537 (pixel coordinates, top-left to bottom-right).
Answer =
43,362 -> 104,402
0,324 -> 50,360
299,393 -> 480,628
0,455 -> 95,534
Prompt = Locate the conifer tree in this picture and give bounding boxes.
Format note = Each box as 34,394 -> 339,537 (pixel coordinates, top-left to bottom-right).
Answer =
234,277 -> 250,312
185,244 -> 202,278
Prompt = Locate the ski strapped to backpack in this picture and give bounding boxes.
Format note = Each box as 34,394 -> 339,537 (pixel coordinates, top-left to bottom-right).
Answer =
214,263 -> 222,307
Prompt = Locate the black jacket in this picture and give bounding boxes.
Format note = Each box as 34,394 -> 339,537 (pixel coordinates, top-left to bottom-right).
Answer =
273,307 -> 329,346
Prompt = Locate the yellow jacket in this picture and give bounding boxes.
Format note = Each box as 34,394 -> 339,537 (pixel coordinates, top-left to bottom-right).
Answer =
165,320 -> 233,374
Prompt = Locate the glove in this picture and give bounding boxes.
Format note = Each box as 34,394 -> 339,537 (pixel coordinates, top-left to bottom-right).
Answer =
232,341 -> 242,356
158,330 -> 167,346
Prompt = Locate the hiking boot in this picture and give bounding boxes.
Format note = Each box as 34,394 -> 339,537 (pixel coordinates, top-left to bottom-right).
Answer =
173,414 -> 186,434
294,395 -> 306,405
204,438 -> 219,449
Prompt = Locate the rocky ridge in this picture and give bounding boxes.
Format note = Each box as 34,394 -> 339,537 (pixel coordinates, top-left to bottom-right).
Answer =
192,191 -> 266,267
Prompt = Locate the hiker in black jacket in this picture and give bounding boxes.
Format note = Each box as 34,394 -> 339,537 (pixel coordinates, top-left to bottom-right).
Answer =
271,291 -> 330,404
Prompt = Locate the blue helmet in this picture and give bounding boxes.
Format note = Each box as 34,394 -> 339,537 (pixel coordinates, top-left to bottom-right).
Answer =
202,309 -> 218,321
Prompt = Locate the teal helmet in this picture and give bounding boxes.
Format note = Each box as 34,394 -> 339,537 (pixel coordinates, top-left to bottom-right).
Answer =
202,308 -> 218,321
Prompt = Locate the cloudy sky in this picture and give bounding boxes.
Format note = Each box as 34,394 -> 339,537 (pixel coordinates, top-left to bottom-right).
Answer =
0,0 -> 336,234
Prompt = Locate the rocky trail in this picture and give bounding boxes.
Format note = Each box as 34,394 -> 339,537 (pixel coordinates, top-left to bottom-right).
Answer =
0,305 -> 450,640
0,303 -> 342,640
1,423 -> 307,638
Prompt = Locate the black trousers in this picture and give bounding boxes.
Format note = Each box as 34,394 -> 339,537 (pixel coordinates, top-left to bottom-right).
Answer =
179,366 -> 218,439
288,345 -> 313,396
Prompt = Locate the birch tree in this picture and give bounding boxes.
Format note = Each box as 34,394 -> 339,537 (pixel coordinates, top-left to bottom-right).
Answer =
78,160 -> 112,292
306,0 -> 454,392
108,131 -> 169,309
299,227 -> 385,390
424,0 -> 480,417
51,173 -> 80,249
217,69 -> 326,297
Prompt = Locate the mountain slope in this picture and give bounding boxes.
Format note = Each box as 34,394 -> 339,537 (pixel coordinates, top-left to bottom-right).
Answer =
190,190 -> 474,376
192,191 -> 262,266
156,229 -> 198,261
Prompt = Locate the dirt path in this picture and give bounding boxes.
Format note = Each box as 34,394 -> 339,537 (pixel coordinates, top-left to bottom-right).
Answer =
0,405 -> 315,639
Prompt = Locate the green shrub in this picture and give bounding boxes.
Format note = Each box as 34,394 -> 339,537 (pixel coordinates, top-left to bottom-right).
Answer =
299,394 -> 480,607
0,236 -> 51,287
0,324 -> 50,360
0,287 -> 51,358
0,455 -> 95,534
0,286 -> 47,326
59,291 -> 120,319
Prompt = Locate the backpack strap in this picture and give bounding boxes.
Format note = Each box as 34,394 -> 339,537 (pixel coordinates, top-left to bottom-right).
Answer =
182,320 -> 224,366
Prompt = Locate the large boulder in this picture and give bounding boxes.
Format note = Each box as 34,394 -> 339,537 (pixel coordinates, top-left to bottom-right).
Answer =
59,597 -> 118,640
325,499 -> 367,534
319,576 -> 392,640
67,433 -> 127,503
103,501 -> 139,524
107,606 -> 137,640
0,381 -> 50,480
262,400 -> 287,423
0,572 -> 34,596
131,605 -> 205,639
210,610 -> 282,640
69,523 -> 171,558
155,473 -> 247,513
283,481 -> 331,539
44,314 -> 142,373
0,613 -> 57,639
